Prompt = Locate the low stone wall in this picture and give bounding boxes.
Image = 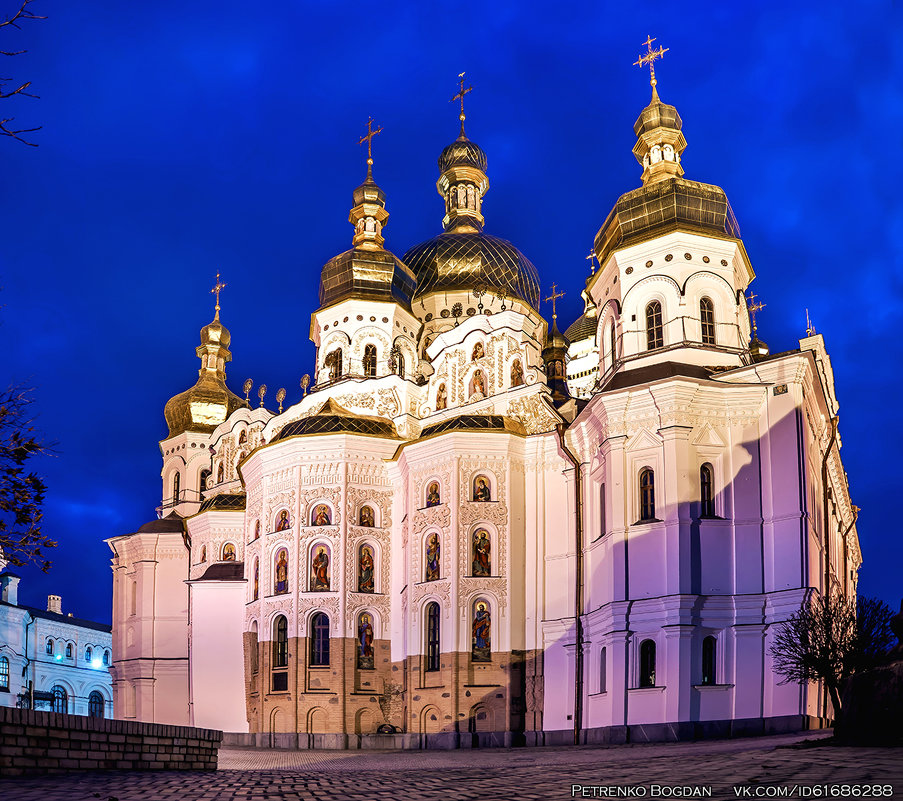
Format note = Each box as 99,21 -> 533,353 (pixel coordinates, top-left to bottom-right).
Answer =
0,706 -> 222,775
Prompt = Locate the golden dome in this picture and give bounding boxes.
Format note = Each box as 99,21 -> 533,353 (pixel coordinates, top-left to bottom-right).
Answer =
163,315 -> 244,438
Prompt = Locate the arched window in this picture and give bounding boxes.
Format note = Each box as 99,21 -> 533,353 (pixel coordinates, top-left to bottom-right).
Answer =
700,463 -> 715,517
425,602 -> 440,672
172,472 -> 181,504
363,345 -> 377,378
599,647 -> 607,693
700,297 -> 715,345
0,656 -> 9,690
51,685 -> 68,713
65,643 -> 72,660
395,350 -> 405,378
639,640 -> 656,688
85,646 -> 92,663
310,613 -> 330,666
645,301 -> 663,350
45,638 -> 53,656
199,469 -> 211,492
272,615 -> 288,668
102,650 -> 110,667
88,691 -> 105,719
326,348 -> 343,380
702,636 -> 716,686
639,468 -> 655,522
609,321 -> 617,368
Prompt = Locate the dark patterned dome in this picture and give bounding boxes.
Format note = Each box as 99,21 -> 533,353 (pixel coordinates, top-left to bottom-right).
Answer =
403,231 -> 541,310
438,136 -> 488,173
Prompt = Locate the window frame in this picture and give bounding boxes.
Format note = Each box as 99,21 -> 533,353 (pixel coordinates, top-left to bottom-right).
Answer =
0,656 -> 9,691
88,690 -> 105,719
645,301 -> 663,350
425,602 -> 440,672
272,615 -> 288,668
639,639 -> 656,688
700,296 -> 716,345
700,463 -> 715,518
701,636 -> 717,686
310,612 -> 330,667
639,467 -> 656,522
51,684 -> 68,713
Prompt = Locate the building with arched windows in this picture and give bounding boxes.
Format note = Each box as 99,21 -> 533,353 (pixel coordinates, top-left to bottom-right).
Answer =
0,561 -> 112,718
107,73 -> 860,746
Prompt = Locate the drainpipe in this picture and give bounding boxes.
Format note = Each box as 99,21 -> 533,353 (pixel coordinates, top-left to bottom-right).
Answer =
556,424 -> 584,745
24,612 -> 34,709
821,417 -> 838,595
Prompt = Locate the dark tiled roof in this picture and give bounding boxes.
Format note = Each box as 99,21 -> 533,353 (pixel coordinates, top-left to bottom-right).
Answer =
318,247 -> 416,309
198,493 -> 247,514
273,398 -> 399,441
564,313 -> 598,343
0,601 -> 111,633
137,512 -> 184,534
599,361 -> 714,393
594,177 -> 740,268
195,562 -> 245,582
421,414 -> 526,437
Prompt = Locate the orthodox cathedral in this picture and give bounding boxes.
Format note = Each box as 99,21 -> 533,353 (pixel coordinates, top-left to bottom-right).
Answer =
107,50 -> 861,746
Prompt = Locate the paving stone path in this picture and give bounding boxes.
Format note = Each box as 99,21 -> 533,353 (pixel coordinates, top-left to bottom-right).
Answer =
2,732 -> 901,801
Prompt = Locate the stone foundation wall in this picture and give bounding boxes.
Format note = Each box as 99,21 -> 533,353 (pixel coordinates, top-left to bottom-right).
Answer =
0,706 -> 222,775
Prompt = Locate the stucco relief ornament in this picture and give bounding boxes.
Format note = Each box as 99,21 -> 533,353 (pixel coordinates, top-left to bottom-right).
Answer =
413,578 -> 451,616
507,394 -> 560,434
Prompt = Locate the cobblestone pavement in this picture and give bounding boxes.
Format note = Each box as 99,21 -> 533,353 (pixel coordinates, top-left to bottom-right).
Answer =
2,732 -> 902,801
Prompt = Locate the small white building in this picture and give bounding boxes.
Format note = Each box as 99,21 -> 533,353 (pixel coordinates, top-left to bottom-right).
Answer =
0,566 -> 113,718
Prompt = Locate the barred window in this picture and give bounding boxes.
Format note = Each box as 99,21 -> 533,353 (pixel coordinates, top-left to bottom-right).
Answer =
700,297 -> 715,345
639,468 -> 655,521
310,613 -> 330,666
700,463 -> 715,517
426,603 -> 440,672
88,691 -> 105,719
646,301 -> 663,350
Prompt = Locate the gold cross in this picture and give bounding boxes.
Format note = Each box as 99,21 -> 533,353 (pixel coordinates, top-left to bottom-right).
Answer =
451,72 -> 473,136
747,292 -> 766,335
585,251 -> 596,275
211,272 -> 226,320
545,283 -> 565,321
358,116 -> 382,178
634,35 -> 669,89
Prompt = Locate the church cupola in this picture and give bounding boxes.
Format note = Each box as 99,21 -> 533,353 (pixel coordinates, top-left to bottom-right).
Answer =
542,284 -> 571,406
436,73 -> 489,234
163,275 -> 245,439
317,120 -> 416,311
631,37 -> 686,186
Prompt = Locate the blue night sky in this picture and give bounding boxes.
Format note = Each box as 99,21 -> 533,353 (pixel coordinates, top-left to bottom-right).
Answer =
2,1 -> 901,624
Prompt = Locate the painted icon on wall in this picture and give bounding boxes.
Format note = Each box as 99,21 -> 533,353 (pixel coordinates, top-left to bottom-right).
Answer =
436,383 -> 447,410
253,520 -> 261,540
473,475 -> 491,502
275,509 -> 291,531
359,505 -> 375,527
511,359 -> 524,387
426,482 -> 441,508
425,533 -> 440,582
252,559 -> 259,601
471,341 -> 484,361
358,613 -> 374,670
472,529 -> 491,576
358,545 -> 375,593
311,545 -> 331,591
313,504 -> 332,526
472,601 -> 491,662
274,549 -> 289,595
222,543 -> 236,561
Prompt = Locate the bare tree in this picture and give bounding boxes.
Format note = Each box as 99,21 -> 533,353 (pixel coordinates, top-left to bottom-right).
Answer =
0,0 -> 44,146
0,384 -> 55,570
770,592 -> 896,717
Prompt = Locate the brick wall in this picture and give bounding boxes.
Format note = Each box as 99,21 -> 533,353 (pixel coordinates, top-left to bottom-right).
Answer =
0,706 -> 222,775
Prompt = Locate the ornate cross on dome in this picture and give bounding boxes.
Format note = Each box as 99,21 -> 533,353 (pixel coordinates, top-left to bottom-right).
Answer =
747,292 -> 766,336
211,272 -> 227,320
358,116 -> 382,179
451,72 -> 473,137
545,283 -> 565,321
585,251 -> 597,275
634,35 -> 668,89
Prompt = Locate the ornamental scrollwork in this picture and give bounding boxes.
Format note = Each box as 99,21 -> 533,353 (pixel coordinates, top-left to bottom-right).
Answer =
507,393 -> 561,434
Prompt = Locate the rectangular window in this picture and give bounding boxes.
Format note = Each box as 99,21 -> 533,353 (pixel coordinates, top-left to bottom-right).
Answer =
272,672 -> 288,692
599,647 -> 607,694
0,657 -> 9,691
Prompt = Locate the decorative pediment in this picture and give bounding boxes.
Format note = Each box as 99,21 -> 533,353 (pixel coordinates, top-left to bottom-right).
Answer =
691,425 -> 726,448
625,428 -> 663,452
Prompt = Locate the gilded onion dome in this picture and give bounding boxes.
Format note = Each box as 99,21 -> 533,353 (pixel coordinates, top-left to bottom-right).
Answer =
163,312 -> 244,438
318,130 -> 416,310
403,116 -> 541,310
